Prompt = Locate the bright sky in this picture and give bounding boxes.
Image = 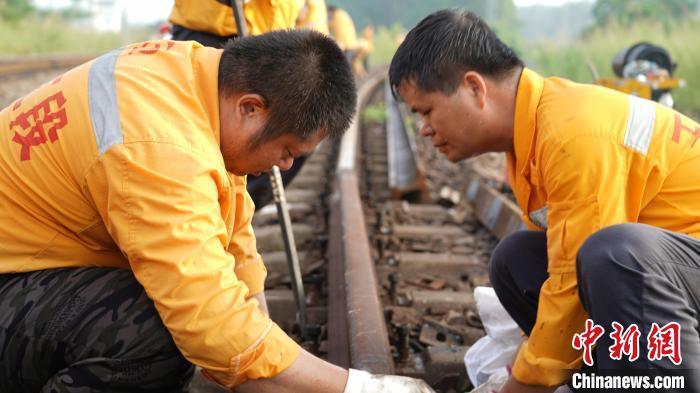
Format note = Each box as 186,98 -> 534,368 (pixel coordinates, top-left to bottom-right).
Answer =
34,0 -> 592,25
513,0 -> 591,5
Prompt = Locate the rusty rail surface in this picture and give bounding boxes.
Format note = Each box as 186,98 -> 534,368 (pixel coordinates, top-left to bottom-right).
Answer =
0,54 -> 95,77
328,73 -> 394,373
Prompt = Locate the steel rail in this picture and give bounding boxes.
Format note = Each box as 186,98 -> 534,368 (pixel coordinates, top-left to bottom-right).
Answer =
0,54 -> 95,77
328,72 -> 394,373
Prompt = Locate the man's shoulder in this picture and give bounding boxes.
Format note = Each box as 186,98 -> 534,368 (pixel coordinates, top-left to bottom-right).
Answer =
537,78 -> 631,147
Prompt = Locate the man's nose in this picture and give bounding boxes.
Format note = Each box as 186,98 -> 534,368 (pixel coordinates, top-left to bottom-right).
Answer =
419,121 -> 434,137
278,157 -> 294,171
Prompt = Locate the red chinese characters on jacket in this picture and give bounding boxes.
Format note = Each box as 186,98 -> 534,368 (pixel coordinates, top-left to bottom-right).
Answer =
9,91 -> 68,161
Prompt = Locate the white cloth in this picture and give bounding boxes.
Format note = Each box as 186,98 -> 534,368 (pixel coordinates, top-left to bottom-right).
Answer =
464,287 -> 522,387
343,369 -> 435,393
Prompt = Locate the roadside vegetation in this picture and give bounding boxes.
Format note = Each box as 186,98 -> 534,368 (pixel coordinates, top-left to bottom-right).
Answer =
1,0 -> 698,117
0,16 -> 124,55
368,0 -> 700,119
0,0 -> 150,55
525,17 -> 700,118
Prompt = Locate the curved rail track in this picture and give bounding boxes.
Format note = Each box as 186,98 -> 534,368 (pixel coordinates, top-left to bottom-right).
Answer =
3,59 -> 524,393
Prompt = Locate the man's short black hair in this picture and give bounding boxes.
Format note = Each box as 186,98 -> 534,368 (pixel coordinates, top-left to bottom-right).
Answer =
219,29 -> 356,146
389,9 -> 523,97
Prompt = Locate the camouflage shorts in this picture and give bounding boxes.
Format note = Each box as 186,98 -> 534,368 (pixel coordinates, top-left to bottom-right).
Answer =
0,267 -> 194,392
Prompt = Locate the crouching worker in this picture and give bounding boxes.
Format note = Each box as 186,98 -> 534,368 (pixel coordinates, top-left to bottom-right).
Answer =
0,30 -> 433,393
389,9 -> 700,393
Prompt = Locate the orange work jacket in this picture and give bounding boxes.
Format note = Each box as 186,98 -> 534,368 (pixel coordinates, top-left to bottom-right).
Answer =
169,0 -> 303,37
328,7 -> 357,51
0,40 -> 300,388
508,68 -> 700,386
296,0 -> 329,35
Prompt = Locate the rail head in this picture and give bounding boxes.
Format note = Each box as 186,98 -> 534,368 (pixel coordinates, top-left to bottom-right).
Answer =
337,73 -> 386,173
330,72 -> 395,374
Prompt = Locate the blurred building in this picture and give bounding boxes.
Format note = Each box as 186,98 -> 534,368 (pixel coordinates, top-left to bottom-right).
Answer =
88,0 -> 126,32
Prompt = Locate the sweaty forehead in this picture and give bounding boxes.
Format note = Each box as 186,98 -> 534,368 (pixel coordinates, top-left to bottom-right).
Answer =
397,81 -> 433,110
292,130 -> 326,155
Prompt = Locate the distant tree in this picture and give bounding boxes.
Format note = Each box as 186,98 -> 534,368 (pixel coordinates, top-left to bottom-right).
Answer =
332,0 -> 517,34
593,0 -> 698,27
58,0 -> 91,21
0,0 -> 34,22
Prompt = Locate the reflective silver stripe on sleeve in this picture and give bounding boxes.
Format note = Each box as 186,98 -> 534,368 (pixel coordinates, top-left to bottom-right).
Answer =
88,48 -> 123,155
623,95 -> 656,156
529,206 -> 548,229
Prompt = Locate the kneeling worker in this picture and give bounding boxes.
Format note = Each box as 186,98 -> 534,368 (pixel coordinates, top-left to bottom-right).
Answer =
0,30 -> 433,393
390,9 -> 700,393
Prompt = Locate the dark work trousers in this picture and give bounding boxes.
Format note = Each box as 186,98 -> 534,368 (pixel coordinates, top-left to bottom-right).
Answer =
0,267 -> 193,392
170,24 -> 234,48
489,223 -> 700,391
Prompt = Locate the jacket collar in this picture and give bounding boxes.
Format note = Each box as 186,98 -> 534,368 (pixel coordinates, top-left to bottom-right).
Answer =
192,45 -> 223,147
506,68 -> 544,216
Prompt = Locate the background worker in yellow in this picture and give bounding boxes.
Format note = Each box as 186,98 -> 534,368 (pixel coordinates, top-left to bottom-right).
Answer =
169,0 -> 303,47
296,0 -> 329,35
0,30 -> 434,393
353,25 -> 374,76
328,5 -> 358,61
390,9 -> 700,393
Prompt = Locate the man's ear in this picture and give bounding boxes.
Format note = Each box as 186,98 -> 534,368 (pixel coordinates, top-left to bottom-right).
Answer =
237,93 -> 267,117
463,71 -> 488,109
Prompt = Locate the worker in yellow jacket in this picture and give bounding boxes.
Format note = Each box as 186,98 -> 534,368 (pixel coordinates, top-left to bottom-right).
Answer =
328,5 -> 358,60
353,25 -> 374,76
0,31 -> 434,393
390,9 -> 700,393
296,0 -> 329,35
169,0 -> 303,47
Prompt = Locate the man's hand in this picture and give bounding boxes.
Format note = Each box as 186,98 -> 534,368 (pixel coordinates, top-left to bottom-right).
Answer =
235,350 -> 435,393
498,376 -> 557,393
344,369 -> 435,393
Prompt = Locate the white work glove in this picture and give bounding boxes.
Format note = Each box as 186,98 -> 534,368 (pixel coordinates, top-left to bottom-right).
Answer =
343,368 -> 436,393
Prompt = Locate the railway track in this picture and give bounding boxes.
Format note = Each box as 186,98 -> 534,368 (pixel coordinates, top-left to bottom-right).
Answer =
244,74 -> 524,393
2,58 -> 524,392
0,54 -> 94,77
0,54 -> 96,109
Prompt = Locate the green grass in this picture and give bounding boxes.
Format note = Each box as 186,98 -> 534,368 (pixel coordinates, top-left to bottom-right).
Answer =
523,18 -> 700,119
0,16 -> 150,55
367,23 -> 404,68
362,103 -> 387,124
365,17 -> 700,119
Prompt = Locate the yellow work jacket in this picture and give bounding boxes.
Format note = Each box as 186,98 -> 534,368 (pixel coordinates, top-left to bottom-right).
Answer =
328,8 -> 357,51
169,0 -> 302,37
296,0 -> 329,35
507,68 -> 700,386
0,40 -> 300,387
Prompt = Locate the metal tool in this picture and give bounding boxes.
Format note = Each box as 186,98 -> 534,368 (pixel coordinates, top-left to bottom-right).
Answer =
230,0 -> 249,37
230,0 -> 308,340
269,166 -> 308,339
